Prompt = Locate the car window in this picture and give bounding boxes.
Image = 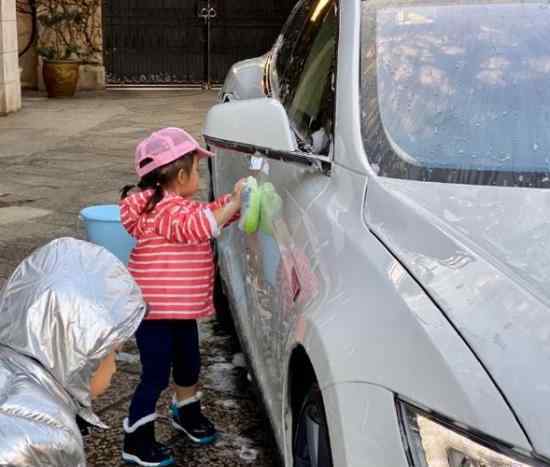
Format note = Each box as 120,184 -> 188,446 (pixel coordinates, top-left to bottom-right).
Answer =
280,0 -> 338,155
273,0 -> 316,95
361,1 -> 550,188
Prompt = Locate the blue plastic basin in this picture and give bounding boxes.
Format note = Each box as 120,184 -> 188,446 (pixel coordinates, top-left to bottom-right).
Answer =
80,205 -> 135,265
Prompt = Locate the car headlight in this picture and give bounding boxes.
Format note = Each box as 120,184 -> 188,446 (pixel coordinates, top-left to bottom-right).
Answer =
399,401 -> 543,467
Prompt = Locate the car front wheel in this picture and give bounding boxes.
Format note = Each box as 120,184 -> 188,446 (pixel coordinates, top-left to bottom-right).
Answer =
293,385 -> 334,467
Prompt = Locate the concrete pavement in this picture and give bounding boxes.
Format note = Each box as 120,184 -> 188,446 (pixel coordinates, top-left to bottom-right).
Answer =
0,90 -> 277,467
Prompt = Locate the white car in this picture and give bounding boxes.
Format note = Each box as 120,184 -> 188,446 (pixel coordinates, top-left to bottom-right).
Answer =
204,0 -> 550,466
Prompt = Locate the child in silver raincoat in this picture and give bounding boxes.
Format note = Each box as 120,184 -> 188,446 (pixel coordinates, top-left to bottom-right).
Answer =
0,237 -> 146,467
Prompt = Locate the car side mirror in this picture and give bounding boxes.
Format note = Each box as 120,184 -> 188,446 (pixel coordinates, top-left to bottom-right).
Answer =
203,98 -> 296,152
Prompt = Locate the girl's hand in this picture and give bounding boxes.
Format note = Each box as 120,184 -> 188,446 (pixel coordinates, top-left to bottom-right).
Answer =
231,178 -> 247,209
213,178 -> 248,227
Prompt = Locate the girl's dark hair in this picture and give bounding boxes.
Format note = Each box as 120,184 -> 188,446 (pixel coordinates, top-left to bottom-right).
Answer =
121,152 -> 197,213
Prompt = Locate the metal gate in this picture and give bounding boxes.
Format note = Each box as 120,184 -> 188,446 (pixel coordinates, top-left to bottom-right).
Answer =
102,0 -> 295,86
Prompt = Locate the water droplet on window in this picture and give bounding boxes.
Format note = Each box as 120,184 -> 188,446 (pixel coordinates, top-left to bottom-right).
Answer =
534,143 -> 540,151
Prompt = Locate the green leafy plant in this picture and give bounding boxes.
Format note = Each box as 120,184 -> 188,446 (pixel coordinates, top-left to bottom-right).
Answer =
35,0 -> 101,64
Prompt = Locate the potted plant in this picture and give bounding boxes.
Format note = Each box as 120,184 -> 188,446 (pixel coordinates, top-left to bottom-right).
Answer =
36,0 -> 101,97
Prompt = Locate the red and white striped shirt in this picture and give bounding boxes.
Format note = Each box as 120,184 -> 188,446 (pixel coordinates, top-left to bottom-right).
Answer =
120,189 -> 237,320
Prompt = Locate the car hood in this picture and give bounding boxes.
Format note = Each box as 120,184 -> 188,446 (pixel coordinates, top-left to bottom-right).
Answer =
365,177 -> 550,458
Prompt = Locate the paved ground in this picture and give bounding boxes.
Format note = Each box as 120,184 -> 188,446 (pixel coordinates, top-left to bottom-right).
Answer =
0,91 -> 277,466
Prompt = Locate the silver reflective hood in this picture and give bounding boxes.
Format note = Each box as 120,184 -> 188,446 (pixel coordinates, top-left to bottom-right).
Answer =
0,237 -> 146,420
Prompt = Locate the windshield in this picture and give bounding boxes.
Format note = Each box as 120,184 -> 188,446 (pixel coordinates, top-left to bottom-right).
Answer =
361,1 -> 550,187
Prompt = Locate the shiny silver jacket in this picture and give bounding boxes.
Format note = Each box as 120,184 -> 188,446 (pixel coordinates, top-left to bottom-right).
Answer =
0,238 -> 146,467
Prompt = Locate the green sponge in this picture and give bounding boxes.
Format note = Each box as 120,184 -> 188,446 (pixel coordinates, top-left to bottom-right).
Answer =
239,177 -> 262,234
259,182 -> 283,236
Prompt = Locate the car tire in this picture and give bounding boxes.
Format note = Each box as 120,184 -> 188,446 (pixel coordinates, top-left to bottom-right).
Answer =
293,384 -> 334,467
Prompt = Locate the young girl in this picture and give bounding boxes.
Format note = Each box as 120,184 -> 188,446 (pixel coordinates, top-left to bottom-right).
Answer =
119,127 -> 244,467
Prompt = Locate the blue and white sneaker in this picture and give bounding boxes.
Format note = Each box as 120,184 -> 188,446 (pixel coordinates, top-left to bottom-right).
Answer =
170,393 -> 217,445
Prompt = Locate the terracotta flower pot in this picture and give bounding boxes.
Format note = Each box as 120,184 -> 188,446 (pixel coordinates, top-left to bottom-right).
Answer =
42,60 -> 80,98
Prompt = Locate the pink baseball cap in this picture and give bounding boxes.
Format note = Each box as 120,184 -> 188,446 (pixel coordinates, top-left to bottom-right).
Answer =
135,127 -> 214,178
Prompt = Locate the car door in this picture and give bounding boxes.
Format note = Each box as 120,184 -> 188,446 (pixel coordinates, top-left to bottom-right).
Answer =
243,0 -> 338,423
209,0 -> 338,438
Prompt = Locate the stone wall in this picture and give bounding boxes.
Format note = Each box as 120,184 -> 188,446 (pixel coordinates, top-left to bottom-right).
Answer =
0,0 -> 21,114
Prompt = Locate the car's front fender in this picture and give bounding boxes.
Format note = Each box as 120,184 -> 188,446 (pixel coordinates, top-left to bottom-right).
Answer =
322,382 -> 409,467
297,246 -> 529,451
282,167 -> 529,452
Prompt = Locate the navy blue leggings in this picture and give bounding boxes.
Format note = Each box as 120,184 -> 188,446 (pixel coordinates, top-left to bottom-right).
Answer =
128,320 -> 201,424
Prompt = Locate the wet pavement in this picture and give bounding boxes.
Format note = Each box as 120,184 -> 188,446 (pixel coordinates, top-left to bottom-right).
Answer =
0,90 -> 278,466
86,320 -> 278,467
